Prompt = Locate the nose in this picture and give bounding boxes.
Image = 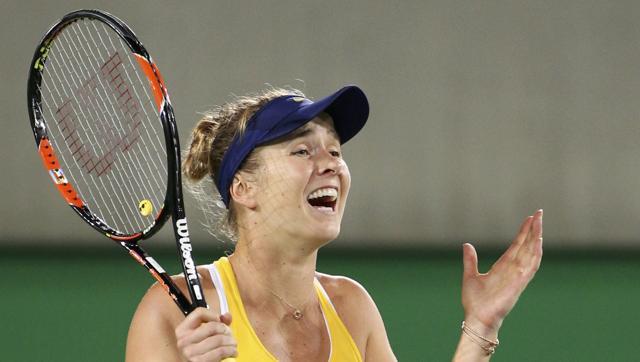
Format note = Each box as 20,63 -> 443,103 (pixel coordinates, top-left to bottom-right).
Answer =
315,149 -> 341,176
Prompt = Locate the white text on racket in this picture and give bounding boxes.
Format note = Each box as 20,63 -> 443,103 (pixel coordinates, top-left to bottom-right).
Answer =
176,218 -> 198,281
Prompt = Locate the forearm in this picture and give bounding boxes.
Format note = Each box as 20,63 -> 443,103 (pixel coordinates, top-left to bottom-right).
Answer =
452,321 -> 499,362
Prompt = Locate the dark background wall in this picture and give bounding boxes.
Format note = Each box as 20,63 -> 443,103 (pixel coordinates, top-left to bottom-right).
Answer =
4,0 -> 640,248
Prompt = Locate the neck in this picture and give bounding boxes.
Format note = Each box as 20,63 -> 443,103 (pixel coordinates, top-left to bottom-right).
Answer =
229,235 -> 319,315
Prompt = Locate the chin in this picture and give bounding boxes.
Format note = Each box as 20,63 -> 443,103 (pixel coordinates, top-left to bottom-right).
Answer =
299,206 -> 342,237
302,223 -> 341,247
317,225 -> 342,244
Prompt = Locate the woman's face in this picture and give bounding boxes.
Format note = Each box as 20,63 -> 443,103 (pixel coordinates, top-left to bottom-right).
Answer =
247,115 -> 351,246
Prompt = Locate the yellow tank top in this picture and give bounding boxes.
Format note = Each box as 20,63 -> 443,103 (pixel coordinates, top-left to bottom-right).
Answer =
206,257 -> 363,362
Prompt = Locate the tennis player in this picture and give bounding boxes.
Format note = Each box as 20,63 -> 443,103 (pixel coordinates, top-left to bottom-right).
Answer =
125,85 -> 543,361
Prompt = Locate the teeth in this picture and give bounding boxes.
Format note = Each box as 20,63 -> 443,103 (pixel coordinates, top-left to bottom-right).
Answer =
314,206 -> 334,213
307,188 -> 338,201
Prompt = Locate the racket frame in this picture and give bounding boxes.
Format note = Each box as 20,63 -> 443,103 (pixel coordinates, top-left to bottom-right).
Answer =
27,9 -> 206,315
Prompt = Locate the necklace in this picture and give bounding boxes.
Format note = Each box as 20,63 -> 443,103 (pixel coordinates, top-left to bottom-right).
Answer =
242,254 -> 315,320
268,289 -> 306,320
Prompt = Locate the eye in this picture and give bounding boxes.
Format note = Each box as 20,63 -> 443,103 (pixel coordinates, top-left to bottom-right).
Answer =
330,150 -> 341,157
292,148 -> 310,156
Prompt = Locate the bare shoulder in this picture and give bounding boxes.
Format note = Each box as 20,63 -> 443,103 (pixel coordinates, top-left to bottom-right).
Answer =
315,274 -> 375,352
125,266 -> 220,361
134,266 -> 219,323
316,272 -> 396,362
315,272 -> 373,313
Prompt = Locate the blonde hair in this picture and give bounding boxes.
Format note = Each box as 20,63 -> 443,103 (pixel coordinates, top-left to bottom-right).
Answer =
182,87 -> 306,240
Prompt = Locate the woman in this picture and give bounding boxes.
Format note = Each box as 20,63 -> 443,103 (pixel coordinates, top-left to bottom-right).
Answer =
125,85 -> 543,362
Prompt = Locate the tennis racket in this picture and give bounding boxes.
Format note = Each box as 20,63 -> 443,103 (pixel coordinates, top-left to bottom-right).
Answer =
27,9 -> 207,315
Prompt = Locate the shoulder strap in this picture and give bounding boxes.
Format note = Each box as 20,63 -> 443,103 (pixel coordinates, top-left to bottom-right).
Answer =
205,262 -> 229,315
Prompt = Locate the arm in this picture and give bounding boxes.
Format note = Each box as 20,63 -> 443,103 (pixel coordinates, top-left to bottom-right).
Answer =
126,273 -> 237,362
453,209 -> 544,361
125,282 -> 186,361
320,275 -> 397,362
363,291 -> 398,362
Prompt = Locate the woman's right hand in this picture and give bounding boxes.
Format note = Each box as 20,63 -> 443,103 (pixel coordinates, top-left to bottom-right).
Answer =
175,308 -> 237,362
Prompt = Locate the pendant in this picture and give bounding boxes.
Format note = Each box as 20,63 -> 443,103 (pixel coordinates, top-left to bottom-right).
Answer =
293,309 -> 303,320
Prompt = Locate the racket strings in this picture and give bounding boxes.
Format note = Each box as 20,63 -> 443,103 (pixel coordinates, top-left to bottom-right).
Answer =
93,23 -> 172,215
69,24 -> 154,230
39,18 -> 168,235
79,20 -> 167,231
43,42 -> 124,227
53,30 -> 135,230
91,23 -> 169,204
51,26 -> 140,231
95,21 -> 170,166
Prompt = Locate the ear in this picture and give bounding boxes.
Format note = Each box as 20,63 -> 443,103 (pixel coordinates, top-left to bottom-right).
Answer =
229,172 -> 258,209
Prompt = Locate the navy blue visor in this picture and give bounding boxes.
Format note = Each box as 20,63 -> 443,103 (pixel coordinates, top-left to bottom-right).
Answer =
215,85 -> 369,207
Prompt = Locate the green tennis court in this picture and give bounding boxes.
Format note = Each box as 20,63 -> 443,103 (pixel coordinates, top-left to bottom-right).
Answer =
1,247 -> 636,361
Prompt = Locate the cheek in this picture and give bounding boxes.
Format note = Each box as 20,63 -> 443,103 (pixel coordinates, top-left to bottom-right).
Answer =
340,161 -> 351,196
262,160 -> 312,198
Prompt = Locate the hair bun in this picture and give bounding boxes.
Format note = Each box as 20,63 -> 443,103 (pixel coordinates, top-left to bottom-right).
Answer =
183,116 -> 219,182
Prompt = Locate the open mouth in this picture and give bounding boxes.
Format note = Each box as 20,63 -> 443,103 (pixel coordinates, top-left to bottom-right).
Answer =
307,187 -> 338,212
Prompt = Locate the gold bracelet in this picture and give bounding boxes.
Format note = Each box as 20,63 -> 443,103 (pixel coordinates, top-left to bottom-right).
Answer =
461,321 -> 500,355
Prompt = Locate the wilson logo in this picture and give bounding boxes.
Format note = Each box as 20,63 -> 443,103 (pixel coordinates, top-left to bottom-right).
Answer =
55,51 -> 141,177
176,218 -> 197,281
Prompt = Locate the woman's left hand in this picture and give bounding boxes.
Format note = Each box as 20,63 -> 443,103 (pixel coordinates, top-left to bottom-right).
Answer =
461,209 -> 543,334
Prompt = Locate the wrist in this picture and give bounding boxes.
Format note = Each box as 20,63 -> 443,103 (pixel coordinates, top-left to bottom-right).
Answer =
460,320 -> 500,356
462,315 -> 501,338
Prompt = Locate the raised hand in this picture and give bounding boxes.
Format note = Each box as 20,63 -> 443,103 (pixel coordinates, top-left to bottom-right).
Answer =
175,308 -> 237,362
461,209 -> 543,334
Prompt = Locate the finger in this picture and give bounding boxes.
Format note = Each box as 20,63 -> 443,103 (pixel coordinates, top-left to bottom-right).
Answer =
513,214 -> 535,247
198,345 -> 238,361
182,334 -> 237,360
176,307 -> 221,338
496,214 -> 535,264
220,313 -> 233,326
518,214 -> 535,236
462,243 -> 479,278
524,210 -> 544,259
534,209 -> 543,237
176,321 -> 233,350
514,210 -> 544,272
521,210 -> 543,252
